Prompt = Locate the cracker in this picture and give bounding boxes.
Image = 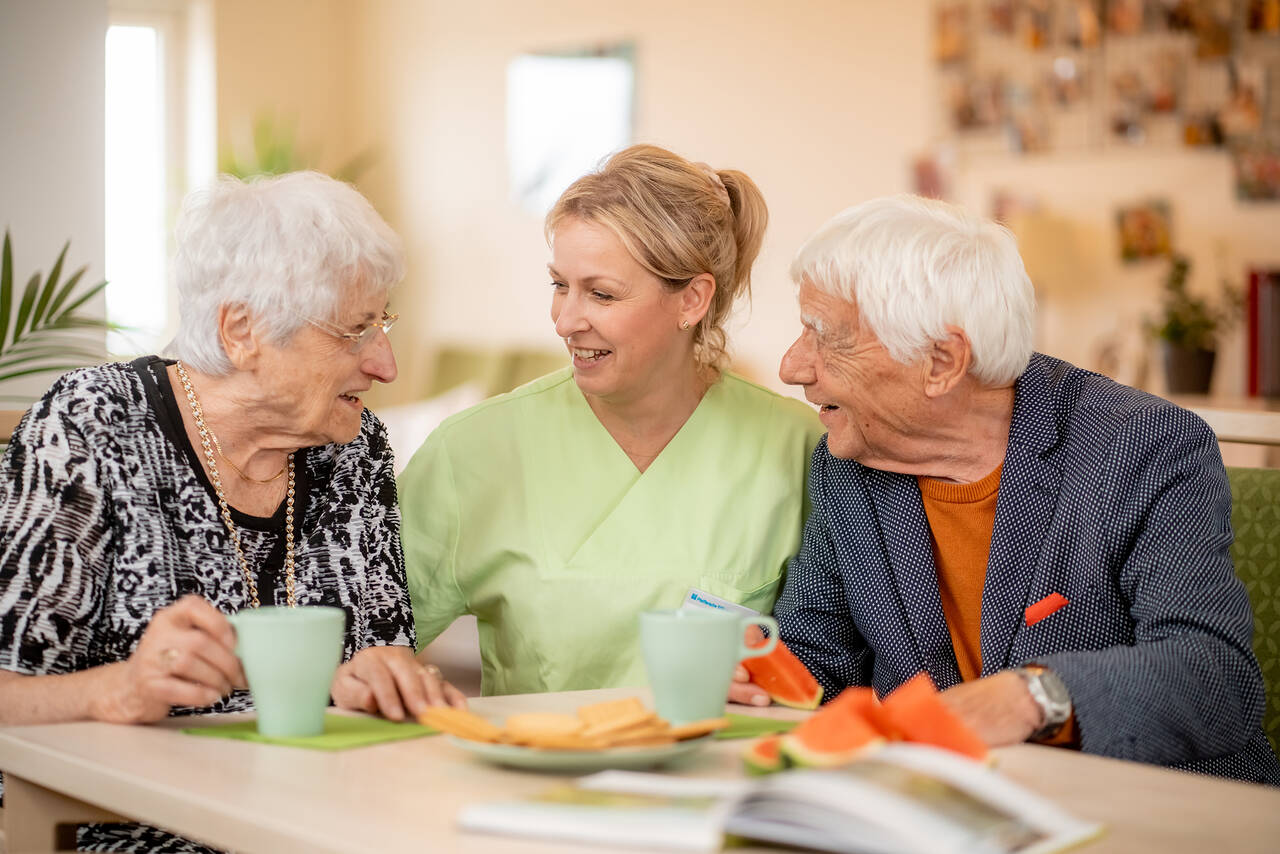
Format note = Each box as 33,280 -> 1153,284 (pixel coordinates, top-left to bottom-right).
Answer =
609,737 -> 680,747
520,732 -> 612,751
669,717 -> 730,740
581,710 -> 658,739
576,697 -> 648,727
419,707 -> 503,743
503,712 -> 584,744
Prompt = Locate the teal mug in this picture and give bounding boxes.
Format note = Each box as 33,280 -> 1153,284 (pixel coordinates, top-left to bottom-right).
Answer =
229,606 -> 345,738
640,609 -> 779,725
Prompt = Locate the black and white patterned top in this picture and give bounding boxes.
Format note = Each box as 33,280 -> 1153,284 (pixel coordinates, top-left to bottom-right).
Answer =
0,356 -> 415,852
775,352 -> 1280,786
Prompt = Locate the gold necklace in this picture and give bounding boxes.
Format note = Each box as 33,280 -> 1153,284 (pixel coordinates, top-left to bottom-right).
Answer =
208,430 -> 285,484
175,361 -> 297,608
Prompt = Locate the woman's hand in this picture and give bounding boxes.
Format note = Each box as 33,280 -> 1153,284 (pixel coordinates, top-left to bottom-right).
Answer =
97,594 -> 246,724
728,664 -> 773,707
331,646 -> 467,720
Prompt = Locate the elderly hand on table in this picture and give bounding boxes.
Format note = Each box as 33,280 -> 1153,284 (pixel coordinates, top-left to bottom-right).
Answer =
331,646 -> 467,720
939,671 -> 1043,746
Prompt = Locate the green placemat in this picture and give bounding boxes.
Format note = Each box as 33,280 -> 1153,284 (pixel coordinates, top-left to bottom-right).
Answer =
183,713 -> 438,750
715,713 -> 801,740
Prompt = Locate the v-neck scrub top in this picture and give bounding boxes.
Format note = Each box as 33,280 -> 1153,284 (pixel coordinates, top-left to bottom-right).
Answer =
399,367 -> 824,695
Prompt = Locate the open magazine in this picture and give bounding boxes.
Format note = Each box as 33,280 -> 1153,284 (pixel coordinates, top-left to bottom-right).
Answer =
457,743 -> 1104,853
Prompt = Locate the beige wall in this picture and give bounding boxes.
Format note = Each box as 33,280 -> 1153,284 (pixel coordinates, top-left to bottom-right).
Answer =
0,0 -> 107,400
214,0 -> 363,186
214,0 -> 1279,407
349,0 -> 933,403
956,151 -> 1279,401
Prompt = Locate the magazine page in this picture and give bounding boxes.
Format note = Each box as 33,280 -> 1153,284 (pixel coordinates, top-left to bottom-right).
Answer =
725,746 -> 1102,854
580,746 -> 1102,854
457,783 -> 731,852
458,745 -> 1103,854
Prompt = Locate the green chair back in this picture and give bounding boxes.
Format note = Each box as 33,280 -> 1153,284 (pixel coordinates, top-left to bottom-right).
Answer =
1228,466 -> 1280,754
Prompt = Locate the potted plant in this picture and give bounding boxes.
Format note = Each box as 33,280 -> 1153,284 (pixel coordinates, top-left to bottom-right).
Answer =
0,230 -> 113,404
1146,254 -> 1241,395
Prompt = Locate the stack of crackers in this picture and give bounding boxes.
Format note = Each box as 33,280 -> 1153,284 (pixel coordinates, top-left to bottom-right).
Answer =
419,697 -> 728,751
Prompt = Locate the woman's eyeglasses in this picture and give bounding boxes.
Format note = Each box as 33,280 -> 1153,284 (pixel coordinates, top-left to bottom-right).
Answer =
303,311 -> 399,353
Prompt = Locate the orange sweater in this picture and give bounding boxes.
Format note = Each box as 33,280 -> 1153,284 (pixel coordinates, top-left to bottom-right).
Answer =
918,463 -> 1078,747
917,464 -> 1003,683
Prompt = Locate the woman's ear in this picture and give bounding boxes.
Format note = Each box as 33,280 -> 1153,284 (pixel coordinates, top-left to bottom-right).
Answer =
218,304 -> 260,371
680,273 -> 716,327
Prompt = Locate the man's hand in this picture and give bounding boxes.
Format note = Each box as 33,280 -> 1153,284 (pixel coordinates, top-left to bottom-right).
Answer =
97,594 -> 247,724
939,670 -> 1043,746
331,646 -> 467,720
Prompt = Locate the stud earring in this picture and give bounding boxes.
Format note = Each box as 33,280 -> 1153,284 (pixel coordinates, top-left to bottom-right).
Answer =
681,320 -> 691,330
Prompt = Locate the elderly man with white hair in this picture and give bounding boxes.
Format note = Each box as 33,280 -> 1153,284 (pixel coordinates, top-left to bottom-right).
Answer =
758,194 -> 1280,784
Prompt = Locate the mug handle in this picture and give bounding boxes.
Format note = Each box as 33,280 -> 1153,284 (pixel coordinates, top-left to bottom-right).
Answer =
738,616 -> 779,660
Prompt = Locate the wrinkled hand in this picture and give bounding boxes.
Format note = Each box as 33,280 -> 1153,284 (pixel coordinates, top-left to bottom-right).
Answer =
939,671 -> 1042,747
331,646 -> 467,720
728,663 -> 773,706
99,594 -> 246,724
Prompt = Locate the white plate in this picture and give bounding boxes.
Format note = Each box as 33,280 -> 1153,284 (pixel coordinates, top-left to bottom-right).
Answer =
446,735 -> 713,773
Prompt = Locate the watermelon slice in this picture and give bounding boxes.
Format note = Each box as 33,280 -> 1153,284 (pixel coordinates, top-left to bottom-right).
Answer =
742,641 -> 823,710
742,733 -> 786,775
880,672 -> 988,761
780,687 -> 885,767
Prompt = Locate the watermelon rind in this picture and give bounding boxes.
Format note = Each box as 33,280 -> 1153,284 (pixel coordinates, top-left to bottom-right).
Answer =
742,734 -> 788,775
779,733 -> 884,768
769,685 -> 824,711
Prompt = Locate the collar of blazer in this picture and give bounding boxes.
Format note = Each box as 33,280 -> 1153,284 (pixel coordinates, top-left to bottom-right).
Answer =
843,353 -> 1067,687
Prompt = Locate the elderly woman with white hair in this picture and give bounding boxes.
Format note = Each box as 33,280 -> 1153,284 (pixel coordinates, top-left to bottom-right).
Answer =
0,174 -> 463,749
750,193 -> 1280,785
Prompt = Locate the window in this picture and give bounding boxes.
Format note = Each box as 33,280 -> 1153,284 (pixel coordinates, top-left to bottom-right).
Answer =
506,44 -> 635,215
105,0 -> 214,356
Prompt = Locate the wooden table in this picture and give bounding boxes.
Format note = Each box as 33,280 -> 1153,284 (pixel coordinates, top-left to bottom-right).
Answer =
2,688 -> 1278,853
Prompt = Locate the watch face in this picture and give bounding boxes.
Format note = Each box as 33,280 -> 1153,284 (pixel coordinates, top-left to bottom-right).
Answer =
1039,670 -> 1071,706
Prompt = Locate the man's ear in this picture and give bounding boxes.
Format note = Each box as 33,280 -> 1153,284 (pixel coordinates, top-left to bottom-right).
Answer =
679,273 -> 716,328
218,303 -> 260,371
923,326 -> 972,399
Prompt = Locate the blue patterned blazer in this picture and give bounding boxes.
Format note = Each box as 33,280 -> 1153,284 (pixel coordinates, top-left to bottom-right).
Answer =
774,353 -> 1280,785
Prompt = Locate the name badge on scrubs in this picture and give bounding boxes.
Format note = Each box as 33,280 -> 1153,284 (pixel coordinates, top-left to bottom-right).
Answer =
681,587 -> 759,616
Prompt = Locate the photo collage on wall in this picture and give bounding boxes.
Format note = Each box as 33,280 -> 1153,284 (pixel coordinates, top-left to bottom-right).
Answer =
935,0 -> 1280,199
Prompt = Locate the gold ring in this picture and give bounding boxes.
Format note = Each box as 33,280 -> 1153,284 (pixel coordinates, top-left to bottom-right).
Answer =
423,663 -> 442,679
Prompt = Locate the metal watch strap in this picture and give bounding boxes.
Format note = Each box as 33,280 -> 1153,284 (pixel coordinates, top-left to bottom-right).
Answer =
1016,665 -> 1072,740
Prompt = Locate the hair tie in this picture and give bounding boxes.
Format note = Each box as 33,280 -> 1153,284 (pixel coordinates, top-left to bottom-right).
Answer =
694,162 -> 731,208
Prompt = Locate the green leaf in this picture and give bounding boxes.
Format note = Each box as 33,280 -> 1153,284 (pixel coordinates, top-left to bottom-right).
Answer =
43,265 -> 87,319
31,241 -> 68,329
0,231 -> 12,350
48,277 -> 109,321
0,363 -> 102,384
0,345 -> 106,371
11,272 -> 42,345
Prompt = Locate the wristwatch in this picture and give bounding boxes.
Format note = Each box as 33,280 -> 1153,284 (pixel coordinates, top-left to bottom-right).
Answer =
1015,664 -> 1072,740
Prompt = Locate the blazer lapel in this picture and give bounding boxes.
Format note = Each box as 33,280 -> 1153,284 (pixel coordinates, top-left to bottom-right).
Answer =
980,357 -> 1064,675
863,467 -> 964,689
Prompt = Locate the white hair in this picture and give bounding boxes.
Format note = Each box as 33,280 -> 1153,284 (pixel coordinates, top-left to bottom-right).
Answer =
790,194 -> 1035,387
166,171 -> 405,374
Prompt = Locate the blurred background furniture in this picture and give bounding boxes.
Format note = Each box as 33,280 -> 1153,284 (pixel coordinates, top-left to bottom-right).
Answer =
1229,466 -> 1280,754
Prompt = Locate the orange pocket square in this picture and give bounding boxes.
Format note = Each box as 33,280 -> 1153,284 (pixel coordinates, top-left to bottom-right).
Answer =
1024,592 -> 1069,627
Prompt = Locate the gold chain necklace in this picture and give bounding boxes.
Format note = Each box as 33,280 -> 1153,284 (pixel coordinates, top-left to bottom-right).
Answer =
209,431 -> 285,484
174,361 -> 297,608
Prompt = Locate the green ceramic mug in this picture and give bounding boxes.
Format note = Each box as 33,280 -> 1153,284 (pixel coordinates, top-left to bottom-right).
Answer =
229,605 -> 346,738
640,608 -> 779,725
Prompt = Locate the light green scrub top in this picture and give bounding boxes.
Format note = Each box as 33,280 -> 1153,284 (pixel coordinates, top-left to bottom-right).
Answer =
398,367 -> 823,695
